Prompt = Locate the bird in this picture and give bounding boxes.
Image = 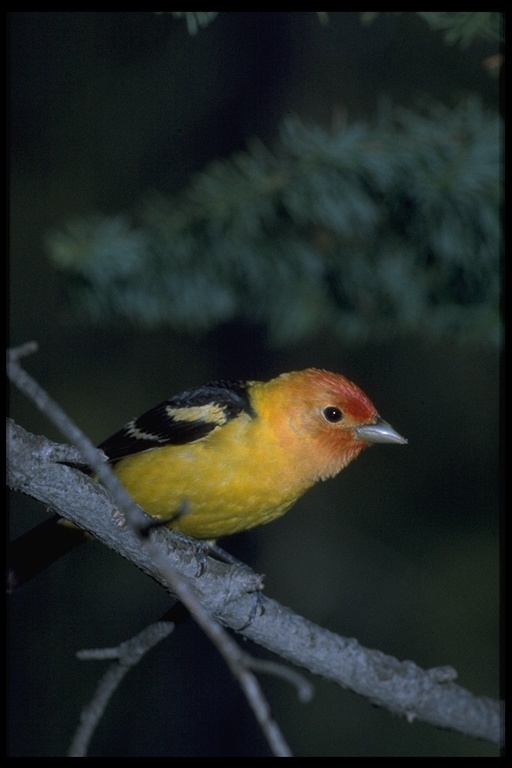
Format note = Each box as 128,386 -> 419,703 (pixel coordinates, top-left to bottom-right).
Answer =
8,368 -> 406,588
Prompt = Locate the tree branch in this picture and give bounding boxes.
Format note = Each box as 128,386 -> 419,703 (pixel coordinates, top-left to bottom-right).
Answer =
69,621 -> 177,757
7,351 -> 503,750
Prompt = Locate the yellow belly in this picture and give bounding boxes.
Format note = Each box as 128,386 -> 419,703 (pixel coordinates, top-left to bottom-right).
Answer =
112,432 -> 306,540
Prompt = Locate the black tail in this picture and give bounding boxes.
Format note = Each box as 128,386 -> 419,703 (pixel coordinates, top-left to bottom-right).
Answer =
7,515 -> 89,593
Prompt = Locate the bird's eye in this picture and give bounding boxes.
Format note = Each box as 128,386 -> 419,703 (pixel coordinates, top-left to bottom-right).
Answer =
323,406 -> 344,423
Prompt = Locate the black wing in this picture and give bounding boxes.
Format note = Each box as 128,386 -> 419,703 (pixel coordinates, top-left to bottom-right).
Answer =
98,380 -> 255,464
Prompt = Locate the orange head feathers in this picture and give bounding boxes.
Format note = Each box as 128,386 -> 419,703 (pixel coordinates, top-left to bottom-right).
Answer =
249,368 -> 406,486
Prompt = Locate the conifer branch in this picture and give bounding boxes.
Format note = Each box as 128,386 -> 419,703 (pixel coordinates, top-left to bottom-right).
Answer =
47,100 -> 502,347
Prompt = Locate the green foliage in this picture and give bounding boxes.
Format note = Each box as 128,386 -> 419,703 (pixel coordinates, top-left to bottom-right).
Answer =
47,98 -> 501,347
415,12 -> 502,47
166,12 -> 503,51
361,12 -> 502,48
43,12 -> 501,348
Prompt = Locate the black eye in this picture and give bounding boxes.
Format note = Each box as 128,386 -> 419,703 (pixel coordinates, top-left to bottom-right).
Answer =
323,406 -> 343,423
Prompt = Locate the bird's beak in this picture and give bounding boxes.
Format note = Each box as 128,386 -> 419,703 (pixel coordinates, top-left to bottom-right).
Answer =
355,416 -> 408,445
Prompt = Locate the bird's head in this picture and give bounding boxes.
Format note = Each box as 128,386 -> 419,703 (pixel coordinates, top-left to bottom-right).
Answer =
263,368 -> 407,482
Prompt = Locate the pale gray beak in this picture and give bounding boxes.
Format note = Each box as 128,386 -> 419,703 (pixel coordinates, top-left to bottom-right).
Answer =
355,416 -> 408,445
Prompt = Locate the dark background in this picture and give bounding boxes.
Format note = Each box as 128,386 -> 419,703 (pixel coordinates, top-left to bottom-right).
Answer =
9,12 -> 500,756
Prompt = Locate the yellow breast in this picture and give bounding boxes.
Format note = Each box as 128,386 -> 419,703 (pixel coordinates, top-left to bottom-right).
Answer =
112,399 -> 312,539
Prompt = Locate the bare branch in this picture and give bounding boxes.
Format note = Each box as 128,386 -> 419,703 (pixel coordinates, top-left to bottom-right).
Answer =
7,417 -> 503,747
245,658 -> 314,703
7,349 -> 504,749
69,622 -> 176,757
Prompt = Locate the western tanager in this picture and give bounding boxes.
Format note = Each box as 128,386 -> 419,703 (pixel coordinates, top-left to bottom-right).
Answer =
8,368 -> 406,587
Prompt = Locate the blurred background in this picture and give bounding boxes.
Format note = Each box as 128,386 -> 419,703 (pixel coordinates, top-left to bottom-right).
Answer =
8,12 -> 501,757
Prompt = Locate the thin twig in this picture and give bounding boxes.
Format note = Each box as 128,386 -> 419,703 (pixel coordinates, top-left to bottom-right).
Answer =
7,343 -> 148,530
244,658 -> 314,703
139,529 -> 294,757
69,622 -> 176,757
